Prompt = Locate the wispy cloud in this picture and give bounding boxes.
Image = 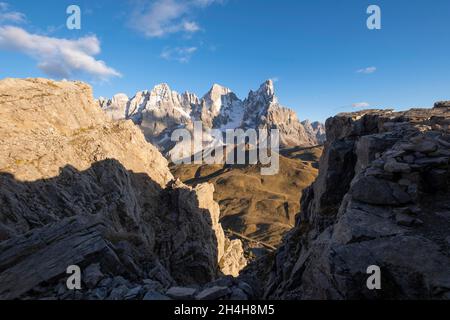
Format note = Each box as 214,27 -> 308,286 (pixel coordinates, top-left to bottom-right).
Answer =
352,102 -> 370,108
0,26 -> 121,80
161,46 -> 197,63
356,66 -> 377,74
130,0 -> 222,38
0,2 -> 26,24
270,76 -> 280,83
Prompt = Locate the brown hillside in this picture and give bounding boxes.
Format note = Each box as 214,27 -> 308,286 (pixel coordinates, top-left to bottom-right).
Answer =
170,145 -> 323,248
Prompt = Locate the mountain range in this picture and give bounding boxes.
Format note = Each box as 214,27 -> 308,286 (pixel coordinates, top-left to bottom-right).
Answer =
98,80 -> 325,156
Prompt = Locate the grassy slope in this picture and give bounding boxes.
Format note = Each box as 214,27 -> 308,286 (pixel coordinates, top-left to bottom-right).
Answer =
170,146 -> 323,247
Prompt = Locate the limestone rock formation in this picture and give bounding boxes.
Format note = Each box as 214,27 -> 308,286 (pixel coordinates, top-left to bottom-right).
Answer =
264,105 -> 450,299
0,78 -> 246,300
302,120 -> 326,144
99,80 -> 325,156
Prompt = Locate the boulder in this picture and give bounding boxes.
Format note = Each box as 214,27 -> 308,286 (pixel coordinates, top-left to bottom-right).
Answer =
395,213 -> 423,227
166,287 -> 197,300
351,176 -> 411,205
384,159 -> 411,173
143,291 -> 171,300
229,288 -> 248,300
84,263 -> 104,288
0,216 -> 124,300
195,286 -> 230,300
124,286 -> 143,300
107,285 -> 129,300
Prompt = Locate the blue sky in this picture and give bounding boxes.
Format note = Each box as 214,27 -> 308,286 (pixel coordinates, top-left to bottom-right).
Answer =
1,0 -> 449,121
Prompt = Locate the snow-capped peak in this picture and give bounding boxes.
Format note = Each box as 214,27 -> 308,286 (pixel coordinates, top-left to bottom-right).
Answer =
150,83 -> 173,102
258,79 -> 275,98
202,83 -> 235,115
99,80 -> 325,154
111,93 -> 129,102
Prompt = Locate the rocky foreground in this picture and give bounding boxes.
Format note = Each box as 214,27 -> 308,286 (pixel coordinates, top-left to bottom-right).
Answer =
0,78 -> 247,300
262,104 -> 450,299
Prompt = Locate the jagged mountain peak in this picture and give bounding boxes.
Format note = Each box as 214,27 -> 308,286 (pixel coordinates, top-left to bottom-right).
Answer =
208,83 -> 232,95
203,84 -> 235,104
257,79 -> 275,98
152,83 -> 171,91
260,79 -> 274,94
150,83 -> 174,101
100,80 -> 325,153
112,93 -> 129,100
246,79 -> 277,107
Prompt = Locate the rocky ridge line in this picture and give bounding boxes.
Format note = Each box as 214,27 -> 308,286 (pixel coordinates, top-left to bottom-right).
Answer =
262,105 -> 450,299
98,80 -> 325,156
0,78 -> 247,300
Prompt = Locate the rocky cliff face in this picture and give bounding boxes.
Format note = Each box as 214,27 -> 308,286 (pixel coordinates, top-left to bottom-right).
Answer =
0,78 -> 246,300
241,80 -> 318,147
264,106 -> 450,299
302,120 -> 326,144
99,80 -> 324,156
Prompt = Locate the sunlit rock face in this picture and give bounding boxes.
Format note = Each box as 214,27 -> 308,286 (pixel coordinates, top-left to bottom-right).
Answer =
0,78 -> 246,300
100,80 -> 325,156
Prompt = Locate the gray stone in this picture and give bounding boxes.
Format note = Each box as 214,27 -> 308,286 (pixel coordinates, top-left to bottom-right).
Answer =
166,287 -> 197,300
111,276 -> 131,289
91,287 -> 108,300
195,286 -> 230,300
403,155 -> 416,164
398,179 -> 411,186
0,217 -> 124,300
437,138 -> 450,148
265,107 -> 450,300
384,159 -> 411,173
395,213 -> 423,227
351,176 -> 412,205
143,291 -> 171,300
84,263 -> 104,288
365,167 -> 392,178
434,101 -> 450,109
142,279 -> 163,291
415,157 -> 449,166
98,278 -> 113,288
124,286 -> 142,300
237,282 -> 254,298
229,288 -> 248,300
107,285 -> 128,300
412,141 -> 438,153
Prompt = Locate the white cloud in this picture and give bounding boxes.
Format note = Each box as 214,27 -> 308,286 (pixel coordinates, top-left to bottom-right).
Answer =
270,76 -> 280,83
352,102 -> 370,108
183,21 -> 200,33
130,0 -> 221,38
356,66 -> 377,74
0,2 -> 26,24
161,46 -> 197,63
0,26 -> 121,80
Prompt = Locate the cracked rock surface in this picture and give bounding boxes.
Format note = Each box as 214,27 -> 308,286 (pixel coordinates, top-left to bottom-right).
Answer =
0,78 -> 246,300
263,106 -> 450,299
